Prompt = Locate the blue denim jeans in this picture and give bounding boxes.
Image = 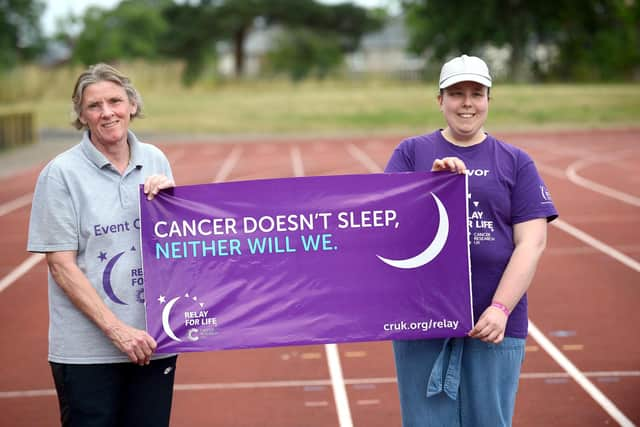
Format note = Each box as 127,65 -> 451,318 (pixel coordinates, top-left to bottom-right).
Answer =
393,337 -> 525,427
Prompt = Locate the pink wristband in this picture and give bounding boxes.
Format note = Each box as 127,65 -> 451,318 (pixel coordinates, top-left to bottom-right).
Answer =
491,301 -> 510,317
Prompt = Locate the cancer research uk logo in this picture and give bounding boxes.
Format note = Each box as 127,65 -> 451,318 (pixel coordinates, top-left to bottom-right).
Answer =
540,185 -> 554,204
158,293 -> 218,342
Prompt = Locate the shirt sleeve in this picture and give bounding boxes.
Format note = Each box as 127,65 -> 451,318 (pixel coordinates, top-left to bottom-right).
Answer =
384,139 -> 415,173
163,154 -> 174,182
27,169 -> 79,253
147,143 -> 174,182
511,151 -> 558,224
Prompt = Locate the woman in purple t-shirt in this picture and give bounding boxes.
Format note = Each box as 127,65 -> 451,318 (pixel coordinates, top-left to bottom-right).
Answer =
386,55 -> 558,426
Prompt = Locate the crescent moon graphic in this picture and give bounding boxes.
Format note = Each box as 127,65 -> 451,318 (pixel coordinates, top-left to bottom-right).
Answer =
162,297 -> 182,342
377,192 -> 449,269
102,251 -> 127,305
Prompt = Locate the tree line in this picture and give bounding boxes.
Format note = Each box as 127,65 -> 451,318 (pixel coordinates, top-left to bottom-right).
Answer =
2,0 -> 638,83
402,0 -> 640,82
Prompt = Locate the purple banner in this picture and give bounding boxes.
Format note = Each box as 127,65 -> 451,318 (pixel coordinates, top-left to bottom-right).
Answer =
139,172 -> 472,353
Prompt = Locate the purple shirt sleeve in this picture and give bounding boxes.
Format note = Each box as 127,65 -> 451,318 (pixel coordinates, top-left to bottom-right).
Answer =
511,150 -> 558,224
385,139 -> 415,172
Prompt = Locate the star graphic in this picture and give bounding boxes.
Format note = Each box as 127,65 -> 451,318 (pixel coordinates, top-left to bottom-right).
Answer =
158,295 -> 166,304
98,251 -> 107,261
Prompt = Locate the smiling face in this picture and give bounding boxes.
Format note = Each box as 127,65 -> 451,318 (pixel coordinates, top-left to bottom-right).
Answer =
438,81 -> 489,145
79,80 -> 137,149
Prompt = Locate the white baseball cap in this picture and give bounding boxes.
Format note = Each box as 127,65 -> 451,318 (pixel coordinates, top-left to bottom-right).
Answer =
439,54 -> 492,89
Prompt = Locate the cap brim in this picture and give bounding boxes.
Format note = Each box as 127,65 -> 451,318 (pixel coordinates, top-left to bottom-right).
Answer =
439,73 -> 492,89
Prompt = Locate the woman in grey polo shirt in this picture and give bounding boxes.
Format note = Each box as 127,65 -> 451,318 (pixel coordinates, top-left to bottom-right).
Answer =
28,63 -> 177,427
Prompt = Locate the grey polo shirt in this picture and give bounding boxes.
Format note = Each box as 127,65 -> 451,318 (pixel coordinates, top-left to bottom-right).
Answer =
27,131 -> 174,363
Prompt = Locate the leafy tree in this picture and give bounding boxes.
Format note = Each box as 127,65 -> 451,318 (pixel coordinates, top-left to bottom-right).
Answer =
549,0 -> 639,81
71,0 -> 170,65
160,2 -> 222,85
401,0 -> 639,81
165,0 -> 383,78
66,0 -> 382,83
266,28 -> 344,81
402,0 -> 561,81
0,0 -> 45,70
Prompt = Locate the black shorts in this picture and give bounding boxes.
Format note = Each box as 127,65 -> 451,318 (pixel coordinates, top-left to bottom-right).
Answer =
50,356 -> 177,427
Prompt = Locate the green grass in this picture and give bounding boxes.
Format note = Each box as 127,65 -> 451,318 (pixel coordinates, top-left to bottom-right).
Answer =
2,62 -> 639,135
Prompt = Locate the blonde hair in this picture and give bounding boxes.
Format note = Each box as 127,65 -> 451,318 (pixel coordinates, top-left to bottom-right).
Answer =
71,63 -> 143,130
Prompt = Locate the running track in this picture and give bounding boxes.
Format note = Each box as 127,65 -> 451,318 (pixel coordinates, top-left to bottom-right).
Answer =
0,128 -> 638,426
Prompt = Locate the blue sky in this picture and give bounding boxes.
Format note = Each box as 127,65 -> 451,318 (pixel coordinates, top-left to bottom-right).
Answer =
42,0 -> 400,36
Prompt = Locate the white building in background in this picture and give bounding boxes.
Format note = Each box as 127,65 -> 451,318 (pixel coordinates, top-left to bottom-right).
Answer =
217,24 -> 284,77
345,16 -> 424,79
217,15 -> 425,79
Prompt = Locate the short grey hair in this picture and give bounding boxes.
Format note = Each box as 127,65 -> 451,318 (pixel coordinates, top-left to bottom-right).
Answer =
71,63 -> 143,130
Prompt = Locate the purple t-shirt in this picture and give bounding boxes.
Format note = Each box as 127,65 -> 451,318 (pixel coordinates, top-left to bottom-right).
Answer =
385,130 -> 558,338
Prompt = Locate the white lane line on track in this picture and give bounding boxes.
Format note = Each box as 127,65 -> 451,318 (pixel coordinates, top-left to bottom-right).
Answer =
356,399 -> 380,406
0,253 -> 45,294
290,145 -> 304,178
305,401 -> 329,407
346,143 -> 382,174
0,193 -> 33,217
326,344 -> 354,427
0,389 -> 57,398
520,371 -> 640,380
4,370 -> 640,399
346,143 -> 638,426
551,219 -> 640,272
178,379 -> 332,391
213,146 -> 243,183
289,145 -> 353,427
531,155 -> 640,209
546,244 -> 640,256
565,151 -> 640,207
528,322 -> 636,427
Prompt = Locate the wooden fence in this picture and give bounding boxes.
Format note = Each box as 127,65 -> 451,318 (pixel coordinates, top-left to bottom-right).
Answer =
0,112 -> 36,150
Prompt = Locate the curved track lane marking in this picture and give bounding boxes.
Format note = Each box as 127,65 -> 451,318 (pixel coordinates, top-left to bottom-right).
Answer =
566,150 -> 640,207
345,141 -> 638,426
290,145 -> 354,427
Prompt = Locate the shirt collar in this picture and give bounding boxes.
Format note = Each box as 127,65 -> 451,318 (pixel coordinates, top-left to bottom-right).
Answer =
80,130 -> 144,170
